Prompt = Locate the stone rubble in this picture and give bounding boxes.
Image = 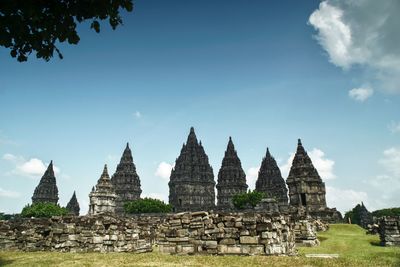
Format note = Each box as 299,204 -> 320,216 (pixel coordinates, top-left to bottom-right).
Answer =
379,216 -> 400,247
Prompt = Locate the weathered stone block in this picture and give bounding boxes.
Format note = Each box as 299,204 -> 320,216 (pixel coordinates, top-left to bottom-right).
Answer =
240,236 -> 259,244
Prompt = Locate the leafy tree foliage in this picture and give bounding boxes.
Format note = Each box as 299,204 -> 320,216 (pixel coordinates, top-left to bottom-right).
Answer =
21,202 -> 68,218
371,207 -> 400,218
232,190 -> 265,210
0,0 -> 133,62
0,212 -> 17,220
124,198 -> 172,214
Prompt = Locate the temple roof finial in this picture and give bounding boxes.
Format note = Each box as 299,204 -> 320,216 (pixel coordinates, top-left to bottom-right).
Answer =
298,138 -> 302,146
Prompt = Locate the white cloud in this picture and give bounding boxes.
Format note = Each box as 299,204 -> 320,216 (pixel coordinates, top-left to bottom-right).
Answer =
155,162 -> 174,180
309,2 -> 355,68
0,188 -> 21,198
280,148 -> 336,180
379,147 -> 400,177
2,154 -> 60,178
246,167 -> 259,190
326,186 -> 368,214
134,111 -> 142,118
388,121 -> 400,134
280,153 -> 295,179
348,87 -> 373,102
309,0 -> 400,93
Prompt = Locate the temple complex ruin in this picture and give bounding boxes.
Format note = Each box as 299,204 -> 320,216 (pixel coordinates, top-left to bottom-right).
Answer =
111,143 -> 142,214
168,127 -> 216,212
286,139 -> 327,211
88,165 -> 117,215
31,160 -> 59,204
255,148 -> 288,208
66,191 -> 80,216
216,137 -> 248,210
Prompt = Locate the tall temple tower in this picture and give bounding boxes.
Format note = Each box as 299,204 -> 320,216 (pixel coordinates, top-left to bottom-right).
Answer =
216,137 -> 248,210
111,143 -> 142,214
66,191 -> 80,216
89,165 -> 117,215
168,127 -> 215,212
286,139 -> 327,210
255,148 -> 288,207
32,160 -> 59,204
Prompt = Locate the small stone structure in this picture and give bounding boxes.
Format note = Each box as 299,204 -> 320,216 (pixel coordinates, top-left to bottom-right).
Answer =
66,191 -> 80,216
157,211 -> 297,255
111,143 -> 142,215
32,160 -> 59,204
286,139 -> 327,211
256,148 -> 289,208
169,127 -> 215,212
89,165 -> 117,215
359,202 -> 373,228
379,216 -> 400,247
294,219 -> 320,247
0,215 -> 151,252
216,137 -> 248,210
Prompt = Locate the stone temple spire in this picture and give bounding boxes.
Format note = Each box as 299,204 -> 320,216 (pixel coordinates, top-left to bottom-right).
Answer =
32,160 -> 59,204
169,127 -> 215,212
89,164 -> 117,215
66,191 -> 80,216
216,137 -> 248,209
111,142 -> 142,214
255,148 -> 288,207
286,139 -> 327,210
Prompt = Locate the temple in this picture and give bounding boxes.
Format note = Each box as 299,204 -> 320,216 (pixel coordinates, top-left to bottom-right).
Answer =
216,137 -> 248,209
111,143 -> 142,214
32,160 -> 59,204
66,191 -> 80,216
88,165 -> 117,215
286,139 -> 327,211
255,148 -> 289,207
168,127 -> 215,212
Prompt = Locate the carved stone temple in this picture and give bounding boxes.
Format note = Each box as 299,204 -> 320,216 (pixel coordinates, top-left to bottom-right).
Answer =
255,148 -> 289,207
168,127 -> 215,212
216,137 -> 248,209
286,139 -> 327,211
32,160 -> 59,204
66,191 -> 80,216
88,165 -> 117,215
111,143 -> 142,214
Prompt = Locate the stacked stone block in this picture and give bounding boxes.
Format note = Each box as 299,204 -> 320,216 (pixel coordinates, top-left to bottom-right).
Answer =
379,216 -> 400,247
0,215 -> 151,252
156,211 -> 297,255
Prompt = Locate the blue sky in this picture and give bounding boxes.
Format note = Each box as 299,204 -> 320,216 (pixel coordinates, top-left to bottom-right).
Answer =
1,0 -> 399,214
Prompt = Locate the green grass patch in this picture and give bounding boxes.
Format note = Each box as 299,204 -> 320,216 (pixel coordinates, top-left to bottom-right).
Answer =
0,224 -> 399,267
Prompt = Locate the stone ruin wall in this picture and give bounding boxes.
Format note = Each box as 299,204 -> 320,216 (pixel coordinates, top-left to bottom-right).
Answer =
0,212 -> 304,255
156,211 -> 297,255
0,215 -> 151,253
379,216 -> 400,247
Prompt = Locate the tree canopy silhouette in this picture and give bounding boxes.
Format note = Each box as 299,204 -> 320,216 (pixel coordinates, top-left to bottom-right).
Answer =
0,0 -> 133,62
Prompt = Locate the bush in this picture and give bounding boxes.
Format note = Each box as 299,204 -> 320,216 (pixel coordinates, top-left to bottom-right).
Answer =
124,198 -> 172,214
21,203 -> 68,218
371,207 -> 400,218
232,190 -> 265,210
0,212 -> 18,220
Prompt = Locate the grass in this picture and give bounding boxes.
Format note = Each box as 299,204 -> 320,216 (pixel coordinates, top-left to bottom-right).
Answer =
0,224 -> 399,267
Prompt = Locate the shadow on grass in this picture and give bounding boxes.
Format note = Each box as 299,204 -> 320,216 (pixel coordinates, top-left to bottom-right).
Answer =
0,258 -> 14,266
369,240 -> 382,247
318,236 -> 328,242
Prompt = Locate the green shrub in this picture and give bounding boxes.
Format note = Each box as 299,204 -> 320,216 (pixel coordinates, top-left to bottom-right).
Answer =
21,203 -> 68,218
124,198 -> 172,214
371,207 -> 400,217
0,212 -> 18,220
232,190 -> 265,210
